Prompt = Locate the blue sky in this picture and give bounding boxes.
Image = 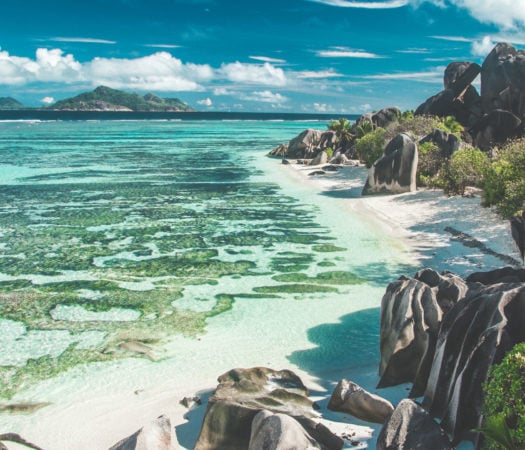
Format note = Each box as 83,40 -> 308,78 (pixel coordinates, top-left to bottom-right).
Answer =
1,0 -> 525,113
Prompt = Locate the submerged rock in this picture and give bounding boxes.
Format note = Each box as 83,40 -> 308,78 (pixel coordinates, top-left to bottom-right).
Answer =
328,379 -> 393,424
362,133 -> 418,195
108,415 -> 179,450
376,399 -> 452,450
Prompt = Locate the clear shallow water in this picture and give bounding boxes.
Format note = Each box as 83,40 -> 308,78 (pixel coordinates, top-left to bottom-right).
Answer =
0,120 -> 415,448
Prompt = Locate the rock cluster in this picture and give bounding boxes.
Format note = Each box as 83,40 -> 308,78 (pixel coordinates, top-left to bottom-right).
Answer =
194,367 -> 343,450
378,267 -> 525,447
416,42 -> 525,149
108,415 -> 179,450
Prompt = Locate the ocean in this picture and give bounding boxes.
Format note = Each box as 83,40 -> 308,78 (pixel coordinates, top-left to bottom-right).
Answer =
0,118 -> 415,448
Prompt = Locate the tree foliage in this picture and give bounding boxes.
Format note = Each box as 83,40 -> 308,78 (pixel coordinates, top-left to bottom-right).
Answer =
481,343 -> 525,450
482,138 -> 525,217
417,142 -> 446,188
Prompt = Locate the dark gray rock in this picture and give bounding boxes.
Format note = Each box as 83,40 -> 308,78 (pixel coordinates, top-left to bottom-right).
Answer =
362,133 -> 417,195
268,143 -> 288,157
310,150 -> 329,166
318,131 -> 337,151
443,62 -> 481,97
423,281 -> 525,445
376,399 -> 452,450
328,379 -> 393,424
471,109 -> 522,150
465,266 -> 525,285
108,415 -> 178,450
481,42 -> 525,117
355,107 -> 401,129
287,129 -> 323,158
377,269 -> 467,393
194,367 -> 331,450
419,129 -> 460,158
249,410 -> 322,450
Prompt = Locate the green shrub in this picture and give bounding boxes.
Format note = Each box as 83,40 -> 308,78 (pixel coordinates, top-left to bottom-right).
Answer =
355,120 -> 374,138
440,146 -> 490,195
482,139 -> 525,217
442,115 -> 464,136
482,343 -> 525,449
385,115 -> 444,142
355,128 -> 386,168
324,147 -> 334,159
417,142 -> 446,187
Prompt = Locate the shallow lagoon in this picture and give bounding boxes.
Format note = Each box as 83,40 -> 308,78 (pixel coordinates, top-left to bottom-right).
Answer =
0,120 -> 415,448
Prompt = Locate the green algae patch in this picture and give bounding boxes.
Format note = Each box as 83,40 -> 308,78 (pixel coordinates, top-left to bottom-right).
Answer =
312,244 -> 347,253
272,271 -> 364,285
317,261 -> 336,267
253,284 -> 338,294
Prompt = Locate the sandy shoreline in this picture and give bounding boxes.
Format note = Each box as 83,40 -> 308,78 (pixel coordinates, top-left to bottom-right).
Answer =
283,160 -> 521,276
2,157 -> 521,450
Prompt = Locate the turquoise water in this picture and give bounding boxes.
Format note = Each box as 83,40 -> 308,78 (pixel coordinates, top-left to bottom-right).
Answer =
0,120 -> 414,448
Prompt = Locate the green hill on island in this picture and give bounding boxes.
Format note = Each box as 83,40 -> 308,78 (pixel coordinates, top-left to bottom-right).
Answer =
50,86 -> 195,112
0,97 -> 24,110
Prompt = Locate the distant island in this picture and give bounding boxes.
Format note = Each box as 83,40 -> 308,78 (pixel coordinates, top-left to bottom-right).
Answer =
0,97 -> 24,110
0,86 -> 195,112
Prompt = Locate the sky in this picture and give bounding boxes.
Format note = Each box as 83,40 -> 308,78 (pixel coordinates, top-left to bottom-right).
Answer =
1,0 -> 525,113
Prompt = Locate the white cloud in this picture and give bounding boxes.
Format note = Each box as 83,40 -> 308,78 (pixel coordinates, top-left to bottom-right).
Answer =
249,55 -> 287,64
240,90 -> 288,104
41,96 -> 55,104
309,0 -> 409,8
471,35 -> 496,56
219,62 -> 287,86
0,48 -> 82,85
50,37 -> 116,44
312,102 -> 331,112
296,69 -> 343,78
429,35 -> 472,42
417,1 -> 525,29
86,52 -> 214,91
317,47 -> 383,58
363,69 -> 443,83
144,44 -> 181,49
213,87 -> 233,95
396,48 -> 430,54
197,97 -> 213,106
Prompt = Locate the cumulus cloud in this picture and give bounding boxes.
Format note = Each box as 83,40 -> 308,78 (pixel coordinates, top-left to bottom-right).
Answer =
197,97 -> 213,106
471,35 -> 496,56
240,90 -> 288,104
0,48 -> 82,85
86,52 -> 213,91
41,96 -> 55,104
309,0 -> 409,8
219,62 -> 287,86
416,0 -> 525,29
312,102 -> 331,112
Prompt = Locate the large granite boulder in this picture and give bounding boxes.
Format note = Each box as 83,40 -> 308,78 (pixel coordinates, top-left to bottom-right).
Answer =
268,143 -> 288,157
377,269 -> 467,394
318,131 -> 337,151
355,107 -> 401,130
419,129 -> 460,158
108,415 -> 179,450
310,150 -> 329,166
286,129 -> 323,158
416,61 -> 482,127
249,410 -> 321,450
376,399 -> 452,450
362,133 -> 417,195
471,109 -> 522,150
423,279 -> 525,445
194,367 -> 341,450
328,379 -> 393,424
481,42 -> 525,118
